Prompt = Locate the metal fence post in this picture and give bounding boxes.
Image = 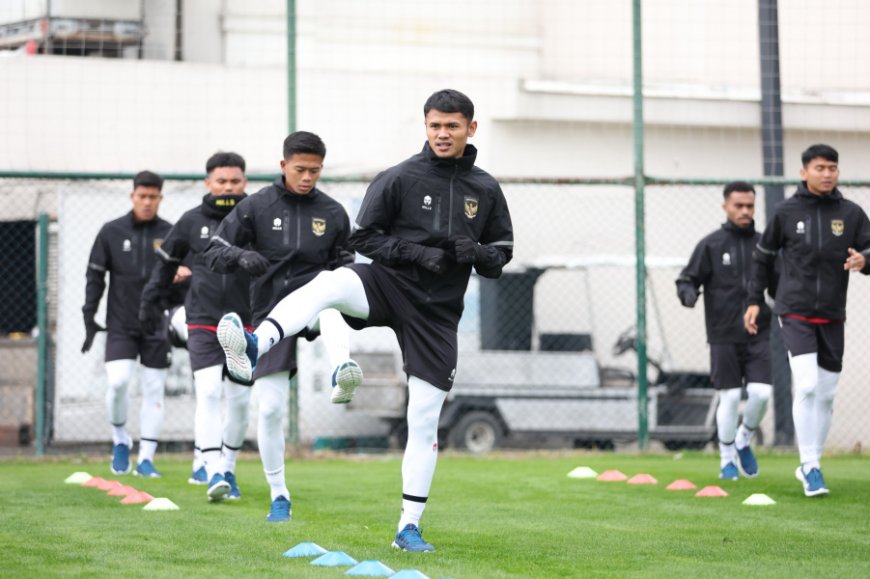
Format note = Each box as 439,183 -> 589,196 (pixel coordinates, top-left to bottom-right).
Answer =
35,213 -> 49,456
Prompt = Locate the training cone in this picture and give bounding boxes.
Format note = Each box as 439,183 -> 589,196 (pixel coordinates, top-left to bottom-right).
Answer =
743,493 -> 776,506
390,571 -> 431,579
346,560 -> 396,576
666,479 -> 697,491
107,485 -> 138,497
695,486 -> 729,497
567,466 -> 598,479
596,470 -> 628,482
65,472 -> 92,484
82,476 -> 105,488
142,498 -> 180,511
121,491 -> 154,505
310,551 -> 358,567
96,479 -> 120,491
627,473 -> 658,485
283,542 -> 328,558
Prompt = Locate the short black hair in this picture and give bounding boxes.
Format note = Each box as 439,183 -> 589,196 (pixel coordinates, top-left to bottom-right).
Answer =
723,180 -> 755,199
133,170 -> 163,191
424,89 -> 474,121
206,151 -> 246,174
283,131 -> 326,160
801,143 -> 838,167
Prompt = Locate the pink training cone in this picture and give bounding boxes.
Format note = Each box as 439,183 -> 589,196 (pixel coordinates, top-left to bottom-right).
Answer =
108,485 -> 138,497
596,470 -> 628,482
121,491 -> 154,505
695,485 -> 729,497
97,479 -> 121,491
666,479 -> 697,491
83,477 -> 105,488
627,473 -> 658,485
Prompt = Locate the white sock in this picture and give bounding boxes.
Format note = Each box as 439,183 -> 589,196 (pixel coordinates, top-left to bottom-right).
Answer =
257,372 -> 290,500
138,366 -> 167,463
397,376 -> 447,532
814,367 -> 839,466
255,268 -> 369,359
222,446 -> 240,474
194,365 -> 224,479
223,380 -> 252,454
737,382 -> 772,448
716,388 -> 741,466
105,359 -> 135,443
138,439 -> 158,464
192,447 -> 203,471
790,353 -> 819,465
317,308 -> 351,368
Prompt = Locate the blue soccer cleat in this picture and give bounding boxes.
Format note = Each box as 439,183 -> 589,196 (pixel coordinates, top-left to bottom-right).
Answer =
188,465 -> 207,485
736,444 -> 759,478
225,471 -> 241,499
134,459 -> 162,478
719,462 -> 739,480
266,496 -> 291,523
392,524 -> 435,552
217,313 -> 257,384
207,473 -> 231,502
111,443 -> 132,475
795,466 -> 829,497
330,359 -> 364,404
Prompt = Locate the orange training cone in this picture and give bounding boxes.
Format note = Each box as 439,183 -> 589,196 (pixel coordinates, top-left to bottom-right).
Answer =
596,470 -> 628,482
666,479 -> 697,491
695,485 -> 729,497
83,477 -> 105,488
121,491 -> 154,505
627,473 -> 658,485
108,485 -> 138,497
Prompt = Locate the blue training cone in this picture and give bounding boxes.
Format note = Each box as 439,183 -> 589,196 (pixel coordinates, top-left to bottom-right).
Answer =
390,571 -> 432,579
283,542 -> 328,558
346,560 -> 395,576
310,551 -> 358,567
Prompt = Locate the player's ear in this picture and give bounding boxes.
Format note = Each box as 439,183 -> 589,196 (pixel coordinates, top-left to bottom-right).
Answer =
467,119 -> 478,138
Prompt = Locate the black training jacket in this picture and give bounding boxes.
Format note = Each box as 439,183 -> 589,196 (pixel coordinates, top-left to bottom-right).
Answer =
141,193 -> 253,326
83,212 -> 185,334
677,221 -> 772,344
203,177 -> 351,324
350,142 -> 514,326
748,183 -> 870,320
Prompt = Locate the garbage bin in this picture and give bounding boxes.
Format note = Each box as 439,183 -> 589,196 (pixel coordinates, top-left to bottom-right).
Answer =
478,269 -> 544,350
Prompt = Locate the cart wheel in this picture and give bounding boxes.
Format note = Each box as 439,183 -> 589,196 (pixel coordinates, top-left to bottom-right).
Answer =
448,411 -> 504,454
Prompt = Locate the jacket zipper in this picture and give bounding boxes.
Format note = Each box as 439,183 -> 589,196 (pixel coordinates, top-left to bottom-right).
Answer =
448,165 -> 457,236
815,206 -> 822,311
141,223 -> 149,280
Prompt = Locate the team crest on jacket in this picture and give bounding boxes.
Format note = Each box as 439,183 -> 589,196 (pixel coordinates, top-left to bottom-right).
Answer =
312,217 -> 326,237
831,219 -> 844,237
153,238 -> 164,250
464,196 -> 479,220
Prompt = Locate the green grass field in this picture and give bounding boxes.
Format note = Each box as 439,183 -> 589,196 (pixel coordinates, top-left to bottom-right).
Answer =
1,450 -> 867,578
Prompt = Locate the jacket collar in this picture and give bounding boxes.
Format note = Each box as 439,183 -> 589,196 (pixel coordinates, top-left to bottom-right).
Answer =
795,181 -> 843,201
722,219 -> 756,237
201,193 -> 246,219
422,142 -> 478,173
127,210 -> 159,227
274,176 -> 320,200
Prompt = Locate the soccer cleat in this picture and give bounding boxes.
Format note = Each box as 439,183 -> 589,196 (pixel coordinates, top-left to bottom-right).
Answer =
188,465 -> 207,485
224,471 -> 241,499
134,459 -> 162,478
795,466 -> 829,497
217,313 -> 258,384
719,462 -> 739,480
736,444 -> 759,478
392,524 -> 435,552
266,496 -> 292,522
207,473 -> 231,502
111,443 -> 132,475
330,360 -> 363,404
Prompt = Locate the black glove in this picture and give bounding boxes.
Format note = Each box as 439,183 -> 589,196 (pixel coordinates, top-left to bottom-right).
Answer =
454,236 -> 485,264
331,249 -> 355,269
402,242 -> 451,274
81,313 -> 105,354
677,283 -> 699,308
238,250 -> 270,276
139,301 -> 165,335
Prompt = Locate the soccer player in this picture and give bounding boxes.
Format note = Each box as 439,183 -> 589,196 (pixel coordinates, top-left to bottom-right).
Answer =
214,89 -> 514,551
140,152 -> 253,501
203,131 -> 361,522
82,170 -> 187,477
745,144 -> 870,497
676,182 -> 774,480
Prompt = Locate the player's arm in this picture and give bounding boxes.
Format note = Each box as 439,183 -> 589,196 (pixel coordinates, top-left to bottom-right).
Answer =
328,209 -> 355,270
745,214 -> 782,333
845,207 -> 870,274
455,185 -> 514,279
140,222 -> 188,333
203,200 -> 268,276
81,228 -> 109,352
675,239 -> 709,308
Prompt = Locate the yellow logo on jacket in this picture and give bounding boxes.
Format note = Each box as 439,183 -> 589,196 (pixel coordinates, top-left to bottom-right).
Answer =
312,217 -> 326,237
464,196 -> 479,220
831,219 -> 844,237
153,238 -> 164,250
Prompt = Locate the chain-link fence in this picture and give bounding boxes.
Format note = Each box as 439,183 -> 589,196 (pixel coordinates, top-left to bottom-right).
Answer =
1,175 -> 868,454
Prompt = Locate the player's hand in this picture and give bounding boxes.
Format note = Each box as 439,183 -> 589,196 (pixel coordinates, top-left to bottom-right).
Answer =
173,265 -> 192,284
331,249 -> 355,269
676,284 -> 699,308
844,247 -> 866,272
416,247 -> 451,274
454,236 -> 484,265
138,301 -> 165,335
238,250 -> 270,276
81,314 -> 105,354
743,305 -> 760,335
